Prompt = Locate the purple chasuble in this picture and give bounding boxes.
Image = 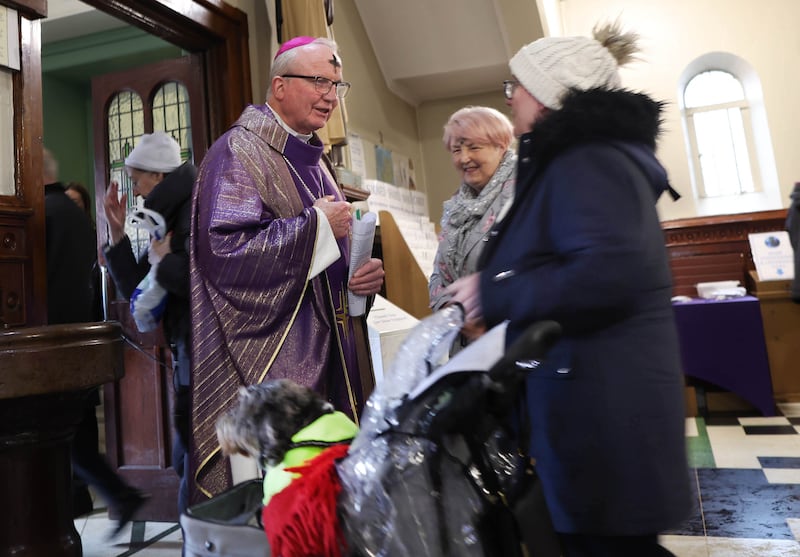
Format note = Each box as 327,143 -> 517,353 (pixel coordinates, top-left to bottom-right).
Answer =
189,105 -> 371,502
282,132 -> 362,414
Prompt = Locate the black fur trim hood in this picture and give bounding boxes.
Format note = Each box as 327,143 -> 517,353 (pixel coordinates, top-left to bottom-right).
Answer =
526,87 -> 665,169
520,87 -> 679,201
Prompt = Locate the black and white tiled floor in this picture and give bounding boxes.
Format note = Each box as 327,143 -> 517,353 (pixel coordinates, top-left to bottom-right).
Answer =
74,512 -> 182,557
77,403 -> 800,556
661,402 -> 800,556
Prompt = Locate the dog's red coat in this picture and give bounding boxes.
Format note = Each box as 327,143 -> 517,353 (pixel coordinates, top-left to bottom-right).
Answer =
262,443 -> 350,557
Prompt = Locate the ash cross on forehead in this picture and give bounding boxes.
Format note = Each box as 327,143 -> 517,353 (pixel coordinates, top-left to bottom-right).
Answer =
329,52 -> 341,69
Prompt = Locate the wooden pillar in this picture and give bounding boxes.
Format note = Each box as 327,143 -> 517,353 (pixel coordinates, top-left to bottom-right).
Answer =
0,392 -> 87,557
0,323 -> 124,557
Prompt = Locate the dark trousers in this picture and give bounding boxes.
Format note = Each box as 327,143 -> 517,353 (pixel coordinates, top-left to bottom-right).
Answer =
172,340 -> 191,516
558,533 -> 676,557
71,392 -> 135,511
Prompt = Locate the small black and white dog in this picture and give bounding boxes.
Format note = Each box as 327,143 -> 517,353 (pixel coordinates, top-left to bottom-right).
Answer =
216,379 -> 335,468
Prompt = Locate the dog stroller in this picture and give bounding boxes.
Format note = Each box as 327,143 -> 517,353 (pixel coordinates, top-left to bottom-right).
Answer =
182,305 -> 561,557
337,305 -> 562,557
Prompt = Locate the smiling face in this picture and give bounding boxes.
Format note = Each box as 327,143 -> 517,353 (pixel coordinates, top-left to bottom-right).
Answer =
269,43 -> 342,135
449,139 -> 505,192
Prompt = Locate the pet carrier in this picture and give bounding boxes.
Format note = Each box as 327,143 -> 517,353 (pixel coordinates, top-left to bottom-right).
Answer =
338,305 -> 562,557
181,478 -> 270,557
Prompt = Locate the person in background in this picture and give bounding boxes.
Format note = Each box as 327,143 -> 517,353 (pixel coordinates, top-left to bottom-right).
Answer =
190,36 -> 385,502
785,182 -> 800,302
428,106 -> 515,344
65,181 -> 93,218
43,148 -> 146,538
443,21 -> 690,557
102,131 -> 196,516
64,180 -> 107,348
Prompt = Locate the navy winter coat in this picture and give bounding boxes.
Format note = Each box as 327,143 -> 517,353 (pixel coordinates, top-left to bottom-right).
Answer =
479,88 -> 692,535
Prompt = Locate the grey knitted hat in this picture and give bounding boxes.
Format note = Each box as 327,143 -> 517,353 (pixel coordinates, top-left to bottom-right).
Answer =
509,22 -> 638,110
125,131 -> 182,173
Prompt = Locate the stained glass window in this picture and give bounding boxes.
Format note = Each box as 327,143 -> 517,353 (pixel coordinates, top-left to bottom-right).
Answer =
153,81 -> 193,163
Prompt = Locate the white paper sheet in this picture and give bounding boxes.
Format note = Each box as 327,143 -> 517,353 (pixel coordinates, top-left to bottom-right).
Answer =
348,211 -> 377,316
748,231 -> 795,281
348,132 -> 366,178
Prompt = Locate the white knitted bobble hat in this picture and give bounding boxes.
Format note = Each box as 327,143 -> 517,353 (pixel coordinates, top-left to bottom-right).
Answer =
509,22 -> 638,110
125,131 -> 182,173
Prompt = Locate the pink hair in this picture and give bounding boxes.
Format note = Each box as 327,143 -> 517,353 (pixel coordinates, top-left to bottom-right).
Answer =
442,106 -> 514,151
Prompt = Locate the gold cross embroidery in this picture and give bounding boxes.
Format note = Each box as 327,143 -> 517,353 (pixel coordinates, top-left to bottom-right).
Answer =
334,287 -> 350,341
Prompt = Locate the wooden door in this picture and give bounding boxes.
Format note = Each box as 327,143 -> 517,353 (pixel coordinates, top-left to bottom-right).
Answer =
91,56 -> 206,522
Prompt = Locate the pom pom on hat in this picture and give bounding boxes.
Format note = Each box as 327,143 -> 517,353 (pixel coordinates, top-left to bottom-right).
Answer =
275,36 -> 317,59
509,22 -> 640,110
124,132 -> 182,173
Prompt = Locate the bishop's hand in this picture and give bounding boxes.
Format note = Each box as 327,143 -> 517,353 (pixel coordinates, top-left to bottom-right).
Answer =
314,195 -> 352,239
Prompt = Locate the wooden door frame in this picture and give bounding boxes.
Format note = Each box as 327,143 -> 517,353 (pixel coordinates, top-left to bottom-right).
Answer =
81,0 -> 253,145
0,1 -> 47,327
8,0 -> 252,326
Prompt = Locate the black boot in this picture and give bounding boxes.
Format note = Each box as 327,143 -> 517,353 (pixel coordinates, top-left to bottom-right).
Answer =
108,489 -> 149,539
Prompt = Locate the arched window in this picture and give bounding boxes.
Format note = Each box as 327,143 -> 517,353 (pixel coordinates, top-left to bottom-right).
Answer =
684,70 -> 755,197
152,81 -> 193,163
679,53 -> 781,215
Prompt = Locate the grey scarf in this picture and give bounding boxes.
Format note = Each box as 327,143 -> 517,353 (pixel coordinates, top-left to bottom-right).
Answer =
440,150 -> 516,276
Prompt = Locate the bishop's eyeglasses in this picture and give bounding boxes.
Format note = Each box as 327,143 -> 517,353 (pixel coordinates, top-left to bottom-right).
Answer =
281,74 -> 351,98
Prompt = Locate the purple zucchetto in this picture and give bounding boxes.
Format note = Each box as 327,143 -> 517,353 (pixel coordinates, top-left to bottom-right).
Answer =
275,36 -> 317,59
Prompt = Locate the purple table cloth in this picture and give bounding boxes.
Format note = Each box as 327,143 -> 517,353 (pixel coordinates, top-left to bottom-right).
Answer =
672,295 -> 776,416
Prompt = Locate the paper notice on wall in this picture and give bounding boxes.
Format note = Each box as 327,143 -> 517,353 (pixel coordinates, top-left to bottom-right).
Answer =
348,132 -> 366,178
347,211 -> 378,316
375,145 -> 394,185
393,154 -> 411,189
0,69 -> 13,195
0,8 -> 8,68
0,8 -> 20,71
748,231 -> 795,281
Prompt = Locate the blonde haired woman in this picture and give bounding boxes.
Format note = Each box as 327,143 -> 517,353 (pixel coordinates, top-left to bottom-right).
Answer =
429,106 -> 515,332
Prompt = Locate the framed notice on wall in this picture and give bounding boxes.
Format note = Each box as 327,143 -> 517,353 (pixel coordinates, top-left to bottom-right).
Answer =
748,231 -> 795,281
0,6 -> 21,71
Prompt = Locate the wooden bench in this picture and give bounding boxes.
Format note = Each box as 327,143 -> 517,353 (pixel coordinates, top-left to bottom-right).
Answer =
669,252 -> 746,298
662,209 -> 787,297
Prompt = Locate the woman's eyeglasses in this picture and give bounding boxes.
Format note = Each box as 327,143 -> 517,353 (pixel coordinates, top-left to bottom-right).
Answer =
281,74 -> 351,98
503,80 -> 519,100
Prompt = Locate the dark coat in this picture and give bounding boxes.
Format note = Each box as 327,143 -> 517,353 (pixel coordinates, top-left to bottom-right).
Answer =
786,183 -> 800,302
479,88 -> 692,535
45,183 -> 97,325
105,162 -> 195,355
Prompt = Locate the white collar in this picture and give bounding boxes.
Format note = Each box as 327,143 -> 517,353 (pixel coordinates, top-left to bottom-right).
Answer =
266,104 -> 313,143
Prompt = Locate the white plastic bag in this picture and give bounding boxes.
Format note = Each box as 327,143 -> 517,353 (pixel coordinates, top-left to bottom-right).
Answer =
127,208 -> 168,333
130,265 -> 168,333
